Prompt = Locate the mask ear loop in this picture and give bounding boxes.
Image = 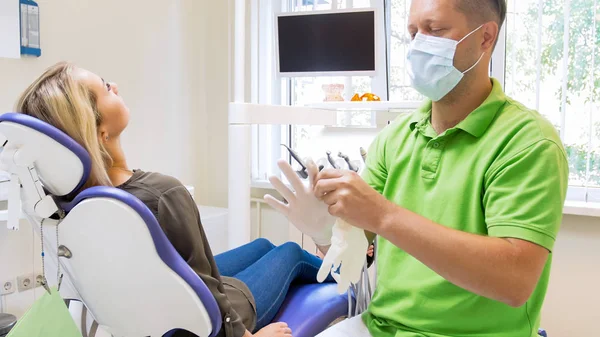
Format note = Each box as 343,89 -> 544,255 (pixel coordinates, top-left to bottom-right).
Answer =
457,24 -> 486,74
457,24 -> 484,44
462,52 -> 485,74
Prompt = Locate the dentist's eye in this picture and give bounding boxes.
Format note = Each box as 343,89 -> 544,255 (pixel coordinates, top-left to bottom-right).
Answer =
430,28 -> 446,36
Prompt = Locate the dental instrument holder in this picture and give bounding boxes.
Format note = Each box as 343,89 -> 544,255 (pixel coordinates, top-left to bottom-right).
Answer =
338,152 -> 359,172
326,151 -> 338,169
281,144 -> 309,179
0,136 -> 59,230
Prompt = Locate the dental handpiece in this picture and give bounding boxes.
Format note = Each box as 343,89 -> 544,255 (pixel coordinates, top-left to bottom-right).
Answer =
326,151 -> 339,169
281,144 -> 308,179
338,152 -> 359,172
360,147 -> 368,163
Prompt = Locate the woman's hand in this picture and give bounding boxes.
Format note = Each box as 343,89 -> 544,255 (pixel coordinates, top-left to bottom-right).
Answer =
252,322 -> 293,337
367,244 -> 374,258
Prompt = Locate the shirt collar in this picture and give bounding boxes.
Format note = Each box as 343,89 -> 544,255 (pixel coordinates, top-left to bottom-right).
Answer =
409,78 -> 507,138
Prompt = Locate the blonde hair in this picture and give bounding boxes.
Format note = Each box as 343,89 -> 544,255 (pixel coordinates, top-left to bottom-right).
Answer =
15,62 -> 113,190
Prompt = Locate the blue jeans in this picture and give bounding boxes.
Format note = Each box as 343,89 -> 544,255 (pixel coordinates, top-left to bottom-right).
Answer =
214,238 -> 334,331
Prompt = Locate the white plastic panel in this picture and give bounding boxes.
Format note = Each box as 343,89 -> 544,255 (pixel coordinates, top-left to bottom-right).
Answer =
59,198 -> 212,337
0,122 -> 85,196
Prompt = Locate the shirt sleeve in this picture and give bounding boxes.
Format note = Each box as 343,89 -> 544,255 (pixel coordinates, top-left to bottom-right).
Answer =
483,139 -> 569,252
158,186 -> 247,337
361,131 -> 388,195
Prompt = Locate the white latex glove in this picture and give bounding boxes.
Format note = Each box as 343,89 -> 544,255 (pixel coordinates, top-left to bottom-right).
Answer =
264,159 -> 335,246
317,219 -> 369,294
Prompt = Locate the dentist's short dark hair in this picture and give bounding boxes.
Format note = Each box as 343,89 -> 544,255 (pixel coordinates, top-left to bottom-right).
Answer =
457,0 -> 506,27
455,0 -> 507,47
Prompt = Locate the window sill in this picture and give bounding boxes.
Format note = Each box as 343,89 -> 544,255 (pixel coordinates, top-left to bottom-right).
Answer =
562,201 -> 600,218
251,180 -> 600,218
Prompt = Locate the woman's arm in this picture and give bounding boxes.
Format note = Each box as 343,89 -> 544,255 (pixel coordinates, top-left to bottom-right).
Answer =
158,186 -> 249,337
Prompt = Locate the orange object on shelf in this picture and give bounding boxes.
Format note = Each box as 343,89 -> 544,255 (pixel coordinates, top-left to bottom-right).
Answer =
351,93 -> 381,102
362,93 -> 381,101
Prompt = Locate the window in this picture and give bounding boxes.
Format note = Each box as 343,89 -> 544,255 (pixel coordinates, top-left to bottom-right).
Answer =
252,0 -> 600,203
387,0 -> 423,101
287,0 -> 390,171
503,0 -> 600,202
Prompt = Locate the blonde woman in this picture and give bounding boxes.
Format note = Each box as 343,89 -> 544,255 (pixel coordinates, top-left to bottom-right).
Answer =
15,62 -> 340,337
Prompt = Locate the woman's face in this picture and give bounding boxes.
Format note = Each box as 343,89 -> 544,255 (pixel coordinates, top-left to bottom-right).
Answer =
73,68 -> 130,141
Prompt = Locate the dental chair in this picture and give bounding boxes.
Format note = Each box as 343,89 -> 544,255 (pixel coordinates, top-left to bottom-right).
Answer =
0,112 -> 352,337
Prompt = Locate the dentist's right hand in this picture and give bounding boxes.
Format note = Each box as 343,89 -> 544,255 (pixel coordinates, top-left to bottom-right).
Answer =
264,159 -> 335,246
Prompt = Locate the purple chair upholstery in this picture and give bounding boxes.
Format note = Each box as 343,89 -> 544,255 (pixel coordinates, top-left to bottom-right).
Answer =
273,283 -> 353,337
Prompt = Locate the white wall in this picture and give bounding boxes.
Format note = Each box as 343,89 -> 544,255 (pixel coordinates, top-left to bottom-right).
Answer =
199,0 -> 231,208
0,0 -> 217,318
0,218 -> 43,318
541,214 -> 600,336
0,0 -> 209,189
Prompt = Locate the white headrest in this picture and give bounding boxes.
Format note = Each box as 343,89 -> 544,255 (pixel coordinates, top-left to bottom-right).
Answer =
0,113 -> 89,196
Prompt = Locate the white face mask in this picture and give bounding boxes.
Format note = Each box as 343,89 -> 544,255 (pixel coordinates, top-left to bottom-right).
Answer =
407,25 -> 485,102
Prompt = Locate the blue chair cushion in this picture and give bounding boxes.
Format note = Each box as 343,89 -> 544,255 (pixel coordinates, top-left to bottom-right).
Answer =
272,283 -> 351,337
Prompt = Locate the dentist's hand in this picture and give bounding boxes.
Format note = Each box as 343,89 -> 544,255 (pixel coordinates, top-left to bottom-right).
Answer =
314,168 -> 394,234
265,159 -> 335,246
317,219 -> 369,294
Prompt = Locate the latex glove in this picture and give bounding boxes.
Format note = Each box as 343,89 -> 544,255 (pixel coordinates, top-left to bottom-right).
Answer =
264,159 -> 335,246
317,219 -> 369,294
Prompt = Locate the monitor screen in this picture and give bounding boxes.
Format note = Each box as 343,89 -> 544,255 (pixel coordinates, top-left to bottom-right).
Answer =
276,9 -> 376,76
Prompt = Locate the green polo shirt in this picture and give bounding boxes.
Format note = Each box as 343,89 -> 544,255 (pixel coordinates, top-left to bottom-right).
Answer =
361,78 -> 568,337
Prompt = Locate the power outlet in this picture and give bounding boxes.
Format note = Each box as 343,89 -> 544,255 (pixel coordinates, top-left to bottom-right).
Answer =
1,279 -> 16,295
17,273 -> 34,292
35,274 -> 44,288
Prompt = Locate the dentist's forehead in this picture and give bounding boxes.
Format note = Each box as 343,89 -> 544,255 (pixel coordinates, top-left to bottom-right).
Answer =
409,0 -> 504,27
408,0 -> 465,26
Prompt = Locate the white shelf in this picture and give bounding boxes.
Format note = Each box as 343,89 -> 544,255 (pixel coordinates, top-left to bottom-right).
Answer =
229,103 -> 337,126
230,102 -> 415,128
306,101 -> 421,111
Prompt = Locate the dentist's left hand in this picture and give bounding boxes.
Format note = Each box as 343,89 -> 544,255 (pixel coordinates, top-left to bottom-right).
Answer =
264,159 -> 335,246
314,168 -> 394,234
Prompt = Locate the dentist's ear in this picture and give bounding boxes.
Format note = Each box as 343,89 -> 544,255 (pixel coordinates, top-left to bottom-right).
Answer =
481,21 -> 499,52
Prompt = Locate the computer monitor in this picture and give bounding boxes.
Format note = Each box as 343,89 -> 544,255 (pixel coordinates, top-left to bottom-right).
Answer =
276,8 -> 378,77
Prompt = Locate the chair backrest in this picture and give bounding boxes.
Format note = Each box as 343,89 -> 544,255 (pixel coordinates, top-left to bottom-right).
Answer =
0,113 -> 222,337
60,187 -> 220,337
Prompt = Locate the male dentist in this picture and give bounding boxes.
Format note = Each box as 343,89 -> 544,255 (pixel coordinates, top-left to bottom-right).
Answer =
266,0 -> 568,336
